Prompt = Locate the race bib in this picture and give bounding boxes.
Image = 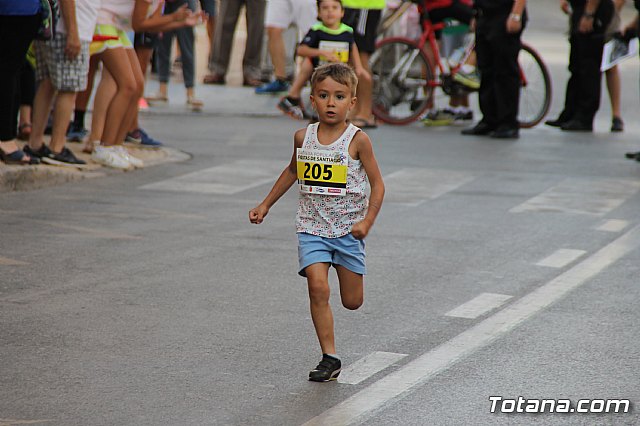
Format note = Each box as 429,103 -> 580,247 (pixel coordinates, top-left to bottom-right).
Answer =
297,148 -> 348,196
318,41 -> 350,64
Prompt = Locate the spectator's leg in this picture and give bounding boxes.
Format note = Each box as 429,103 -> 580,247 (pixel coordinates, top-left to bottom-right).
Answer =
243,0 -> 266,81
210,0 -> 243,76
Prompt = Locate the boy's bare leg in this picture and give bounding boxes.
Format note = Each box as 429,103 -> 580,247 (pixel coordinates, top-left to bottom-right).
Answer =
336,265 -> 364,310
288,60 -> 313,99
306,262 -> 336,354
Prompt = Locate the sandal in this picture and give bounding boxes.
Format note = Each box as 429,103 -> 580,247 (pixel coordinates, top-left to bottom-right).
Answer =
187,97 -> 203,112
0,148 -> 40,165
351,117 -> 378,129
17,123 -> 32,141
203,73 -> 225,85
146,93 -> 168,105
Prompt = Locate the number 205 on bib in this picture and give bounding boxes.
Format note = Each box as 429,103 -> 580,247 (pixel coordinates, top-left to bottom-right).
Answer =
296,148 -> 348,196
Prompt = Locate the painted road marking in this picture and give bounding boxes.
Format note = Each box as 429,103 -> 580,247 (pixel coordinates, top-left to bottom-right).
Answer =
0,256 -> 28,266
510,178 -> 640,216
536,249 -> 587,268
139,160 -> 284,194
303,225 -> 640,425
339,352 -> 408,385
45,222 -> 142,240
595,219 -> 629,233
445,293 -> 512,319
383,168 -> 475,206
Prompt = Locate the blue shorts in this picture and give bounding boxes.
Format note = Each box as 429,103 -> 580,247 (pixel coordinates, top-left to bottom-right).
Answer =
297,232 -> 366,277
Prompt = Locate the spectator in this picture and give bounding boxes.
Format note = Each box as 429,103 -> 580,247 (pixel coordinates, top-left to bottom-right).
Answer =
203,0 -> 266,86
25,0 -> 100,167
544,0 -> 614,132
462,0 -> 527,139
255,0 -> 317,94
623,0 -> 639,160
604,0 -> 626,132
277,0 -> 369,120
0,0 -> 41,165
199,0 -> 218,65
341,0 -> 386,128
86,0 -> 201,170
148,0 -> 203,112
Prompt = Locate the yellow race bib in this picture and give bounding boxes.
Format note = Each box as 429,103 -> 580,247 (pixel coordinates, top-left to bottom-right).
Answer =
297,148 -> 348,196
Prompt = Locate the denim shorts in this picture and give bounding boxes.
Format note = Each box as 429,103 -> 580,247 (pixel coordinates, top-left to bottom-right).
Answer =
297,232 -> 366,277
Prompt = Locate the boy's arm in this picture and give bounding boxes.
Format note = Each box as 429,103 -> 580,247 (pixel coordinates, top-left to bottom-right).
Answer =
132,0 -> 202,33
249,129 -> 305,224
350,132 -> 385,239
60,0 -> 81,59
297,44 -> 340,62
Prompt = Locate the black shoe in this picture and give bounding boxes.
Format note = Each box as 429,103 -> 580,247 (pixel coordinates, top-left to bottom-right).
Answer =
461,122 -> 494,136
611,117 -> 624,132
625,151 -> 640,160
41,146 -> 86,166
544,118 -> 566,128
23,143 -> 53,159
309,354 -> 341,382
561,120 -> 593,132
491,126 -> 519,139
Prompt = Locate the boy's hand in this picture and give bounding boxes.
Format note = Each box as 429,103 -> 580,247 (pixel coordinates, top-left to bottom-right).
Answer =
249,204 -> 269,224
322,50 -> 341,62
351,219 -> 371,240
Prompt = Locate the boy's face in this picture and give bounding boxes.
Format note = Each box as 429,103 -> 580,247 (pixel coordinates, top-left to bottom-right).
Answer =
310,77 -> 356,125
318,0 -> 344,29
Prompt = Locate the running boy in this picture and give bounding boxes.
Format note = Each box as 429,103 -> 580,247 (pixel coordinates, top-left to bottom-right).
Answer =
277,0 -> 369,123
250,63 -> 385,382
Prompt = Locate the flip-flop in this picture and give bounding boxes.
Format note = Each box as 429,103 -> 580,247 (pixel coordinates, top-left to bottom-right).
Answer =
0,149 -> 40,165
351,118 -> 378,129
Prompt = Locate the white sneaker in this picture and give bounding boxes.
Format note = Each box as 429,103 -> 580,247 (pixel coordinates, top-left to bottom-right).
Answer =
115,145 -> 144,168
91,145 -> 133,170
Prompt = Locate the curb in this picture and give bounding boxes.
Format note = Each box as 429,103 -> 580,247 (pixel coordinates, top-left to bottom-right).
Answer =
0,145 -> 191,193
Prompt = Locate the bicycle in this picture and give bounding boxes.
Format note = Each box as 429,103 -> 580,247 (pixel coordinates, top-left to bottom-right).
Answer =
370,3 -> 552,127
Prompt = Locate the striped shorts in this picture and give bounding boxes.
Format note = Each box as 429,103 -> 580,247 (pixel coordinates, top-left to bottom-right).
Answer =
35,35 -> 90,92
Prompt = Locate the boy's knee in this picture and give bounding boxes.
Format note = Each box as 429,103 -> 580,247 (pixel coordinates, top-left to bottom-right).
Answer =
342,299 -> 363,310
308,280 -> 330,303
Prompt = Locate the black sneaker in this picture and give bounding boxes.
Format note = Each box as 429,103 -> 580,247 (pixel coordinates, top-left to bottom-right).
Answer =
309,354 -> 341,382
23,143 -> 53,159
611,117 -> 624,132
277,96 -> 305,120
42,146 -> 86,166
625,151 -> 640,160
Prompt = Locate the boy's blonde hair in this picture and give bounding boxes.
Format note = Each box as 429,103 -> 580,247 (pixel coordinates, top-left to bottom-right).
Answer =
311,63 -> 358,96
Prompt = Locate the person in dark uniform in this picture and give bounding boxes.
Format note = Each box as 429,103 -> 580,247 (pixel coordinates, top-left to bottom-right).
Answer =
545,0 -> 613,131
462,0 -> 527,139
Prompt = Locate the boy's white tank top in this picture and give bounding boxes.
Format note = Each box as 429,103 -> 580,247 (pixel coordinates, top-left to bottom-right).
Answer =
296,122 -> 368,238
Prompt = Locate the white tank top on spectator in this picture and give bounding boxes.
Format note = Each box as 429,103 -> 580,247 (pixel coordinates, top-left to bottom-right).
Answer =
98,0 -> 154,32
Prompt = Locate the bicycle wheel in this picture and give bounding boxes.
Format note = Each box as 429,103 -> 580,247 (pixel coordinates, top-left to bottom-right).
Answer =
518,43 -> 551,128
371,37 -> 435,125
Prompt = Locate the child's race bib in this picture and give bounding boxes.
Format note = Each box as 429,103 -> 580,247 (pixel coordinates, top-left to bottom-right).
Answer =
296,148 -> 348,196
318,41 -> 350,64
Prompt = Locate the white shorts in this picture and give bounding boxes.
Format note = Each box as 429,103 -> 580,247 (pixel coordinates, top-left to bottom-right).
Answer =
265,0 -> 317,39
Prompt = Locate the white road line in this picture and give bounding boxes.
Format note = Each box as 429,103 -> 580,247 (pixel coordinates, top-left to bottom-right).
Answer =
0,256 -> 28,266
303,225 -> 640,426
444,293 -> 512,319
595,219 -> 629,233
139,160 -> 284,194
339,352 -> 408,385
383,168 -> 475,206
536,249 -> 586,268
510,177 -> 640,216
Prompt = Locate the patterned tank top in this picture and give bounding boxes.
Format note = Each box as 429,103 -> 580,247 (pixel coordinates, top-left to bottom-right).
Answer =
296,123 -> 368,238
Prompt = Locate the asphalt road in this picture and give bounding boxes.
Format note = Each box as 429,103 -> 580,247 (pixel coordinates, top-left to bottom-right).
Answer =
2,1 -> 640,425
